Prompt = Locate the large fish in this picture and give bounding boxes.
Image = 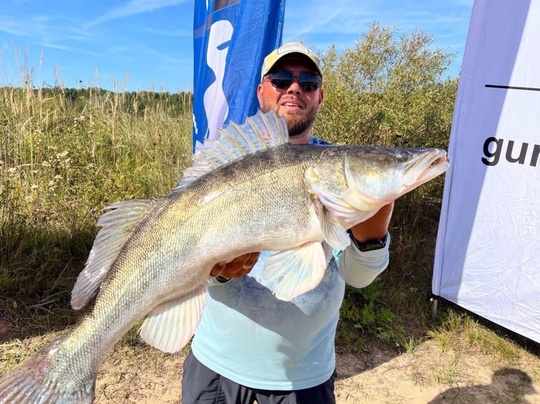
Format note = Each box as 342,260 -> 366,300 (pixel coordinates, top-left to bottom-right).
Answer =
0,110 -> 449,403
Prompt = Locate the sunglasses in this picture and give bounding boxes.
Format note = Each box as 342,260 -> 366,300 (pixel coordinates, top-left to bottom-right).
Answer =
266,70 -> 322,92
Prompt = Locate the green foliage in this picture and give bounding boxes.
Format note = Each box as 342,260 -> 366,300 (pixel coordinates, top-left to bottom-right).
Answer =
338,283 -> 406,352
47,87 -> 193,117
316,23 -> 457,151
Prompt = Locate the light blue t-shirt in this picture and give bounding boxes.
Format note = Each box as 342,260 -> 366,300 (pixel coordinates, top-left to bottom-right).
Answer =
191,243 -> 389,390
191,135 -> 390,390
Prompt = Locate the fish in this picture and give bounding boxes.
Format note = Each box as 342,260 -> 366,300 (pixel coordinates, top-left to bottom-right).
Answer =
0,110 -> 449,403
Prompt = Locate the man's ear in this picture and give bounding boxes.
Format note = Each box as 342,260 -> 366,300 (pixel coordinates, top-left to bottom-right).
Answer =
256,83 -> 264,105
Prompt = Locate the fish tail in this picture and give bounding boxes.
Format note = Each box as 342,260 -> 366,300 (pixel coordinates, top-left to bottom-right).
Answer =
0,346 -> 94,404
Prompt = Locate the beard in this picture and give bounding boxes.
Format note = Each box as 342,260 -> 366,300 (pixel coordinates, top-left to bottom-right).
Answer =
285,113 -> 315,137
260,103 -> 318,137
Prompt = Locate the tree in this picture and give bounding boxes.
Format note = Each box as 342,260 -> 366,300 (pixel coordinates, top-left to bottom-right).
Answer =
315,23 -> 458,150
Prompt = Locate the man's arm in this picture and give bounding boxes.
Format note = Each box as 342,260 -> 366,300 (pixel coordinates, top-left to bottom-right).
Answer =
338,202 -> 394,288
349,202 -> 394,242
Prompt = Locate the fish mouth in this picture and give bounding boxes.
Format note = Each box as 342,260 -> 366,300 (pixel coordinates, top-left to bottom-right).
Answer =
406,149 -> 450,188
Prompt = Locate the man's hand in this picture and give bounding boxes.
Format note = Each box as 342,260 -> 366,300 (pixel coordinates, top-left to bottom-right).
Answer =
210,252 -> 261,279
350,202 -> 394,242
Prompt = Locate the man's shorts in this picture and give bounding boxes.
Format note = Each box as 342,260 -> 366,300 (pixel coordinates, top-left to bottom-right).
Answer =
181,351 -> 337,404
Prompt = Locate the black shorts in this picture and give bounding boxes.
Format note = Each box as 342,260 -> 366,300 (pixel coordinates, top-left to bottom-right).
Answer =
181,351 -> 337,404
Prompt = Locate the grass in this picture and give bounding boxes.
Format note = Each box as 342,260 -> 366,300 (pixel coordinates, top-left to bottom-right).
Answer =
336,189 -> 451,355
428,307 -> 539,362
0,83 -> 193,338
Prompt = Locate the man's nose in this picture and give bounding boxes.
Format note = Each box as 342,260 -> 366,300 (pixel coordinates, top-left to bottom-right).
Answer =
286,78 -> 302,92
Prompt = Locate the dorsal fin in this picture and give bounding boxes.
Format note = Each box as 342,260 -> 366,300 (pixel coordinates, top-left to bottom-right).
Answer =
174,110 -> 288,191
70,199 -> 156,310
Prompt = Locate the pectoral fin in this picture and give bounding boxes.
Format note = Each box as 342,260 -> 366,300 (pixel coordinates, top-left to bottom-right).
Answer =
139,285 -> 207,353
313,199 -> 350,250
307,174 -> 381,229
261,242 -> 327,301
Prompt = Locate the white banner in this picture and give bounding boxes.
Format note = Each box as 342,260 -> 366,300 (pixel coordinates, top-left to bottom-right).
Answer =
433,0 -> 540,343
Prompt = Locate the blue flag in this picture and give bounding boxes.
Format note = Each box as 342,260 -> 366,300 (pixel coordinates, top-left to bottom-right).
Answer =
192,0 -> 285,149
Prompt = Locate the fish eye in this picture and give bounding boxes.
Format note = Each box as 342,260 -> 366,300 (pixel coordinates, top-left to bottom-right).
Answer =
396,150 -> 410,162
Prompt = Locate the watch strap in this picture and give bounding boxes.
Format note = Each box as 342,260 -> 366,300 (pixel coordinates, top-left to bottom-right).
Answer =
349,231 -> 388,252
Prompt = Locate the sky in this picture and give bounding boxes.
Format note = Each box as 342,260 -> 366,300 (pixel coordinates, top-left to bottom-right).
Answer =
0,0 -> 474,93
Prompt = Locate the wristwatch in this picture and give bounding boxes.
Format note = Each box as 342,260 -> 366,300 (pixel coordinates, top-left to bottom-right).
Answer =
348,231 -> 388,252
215,275 -> 231,283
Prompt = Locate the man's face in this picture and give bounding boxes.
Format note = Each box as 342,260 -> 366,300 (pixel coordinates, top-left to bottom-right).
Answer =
257,58 -> 323,144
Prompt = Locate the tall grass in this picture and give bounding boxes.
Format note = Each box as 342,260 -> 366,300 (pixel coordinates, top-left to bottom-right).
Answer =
0,84 -> 193,330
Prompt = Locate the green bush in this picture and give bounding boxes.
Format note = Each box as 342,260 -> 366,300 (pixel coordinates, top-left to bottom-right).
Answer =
316,23 -> 456,149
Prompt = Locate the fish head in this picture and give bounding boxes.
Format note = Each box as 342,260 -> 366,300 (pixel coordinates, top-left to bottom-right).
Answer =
344,146 -> 449,202
307,146 -> 449,227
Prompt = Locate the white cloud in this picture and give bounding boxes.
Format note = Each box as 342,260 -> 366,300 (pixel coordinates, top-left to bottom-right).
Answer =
0,16 -> 31,36
284,0 -> 472,54
143,27 -> 192,38
85,0 -> 189,28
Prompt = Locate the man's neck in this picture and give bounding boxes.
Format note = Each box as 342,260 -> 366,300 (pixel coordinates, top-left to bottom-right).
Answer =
289,132 -> 311,145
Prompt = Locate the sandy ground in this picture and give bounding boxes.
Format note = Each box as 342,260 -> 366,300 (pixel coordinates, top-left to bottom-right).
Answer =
87,339 -> 540,403
1,325 -> 539,403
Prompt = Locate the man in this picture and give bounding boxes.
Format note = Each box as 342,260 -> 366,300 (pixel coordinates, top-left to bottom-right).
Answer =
182,42 -> 394,403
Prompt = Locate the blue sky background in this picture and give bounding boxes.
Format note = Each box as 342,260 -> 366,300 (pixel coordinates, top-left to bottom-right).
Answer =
0,0 -> 474,93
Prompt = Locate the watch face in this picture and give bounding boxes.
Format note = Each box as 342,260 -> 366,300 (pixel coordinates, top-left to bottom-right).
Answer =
359,240 -> 386,251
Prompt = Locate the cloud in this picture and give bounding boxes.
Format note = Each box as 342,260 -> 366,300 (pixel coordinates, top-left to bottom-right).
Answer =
85,0 -> 189,28
0,16 -> 32,36
284,0 -> 472,55
143,27 -> 192,38
285,1 -> 396,39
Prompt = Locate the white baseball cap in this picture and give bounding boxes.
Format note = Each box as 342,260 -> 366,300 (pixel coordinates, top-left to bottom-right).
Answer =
260,42 -> 322,81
